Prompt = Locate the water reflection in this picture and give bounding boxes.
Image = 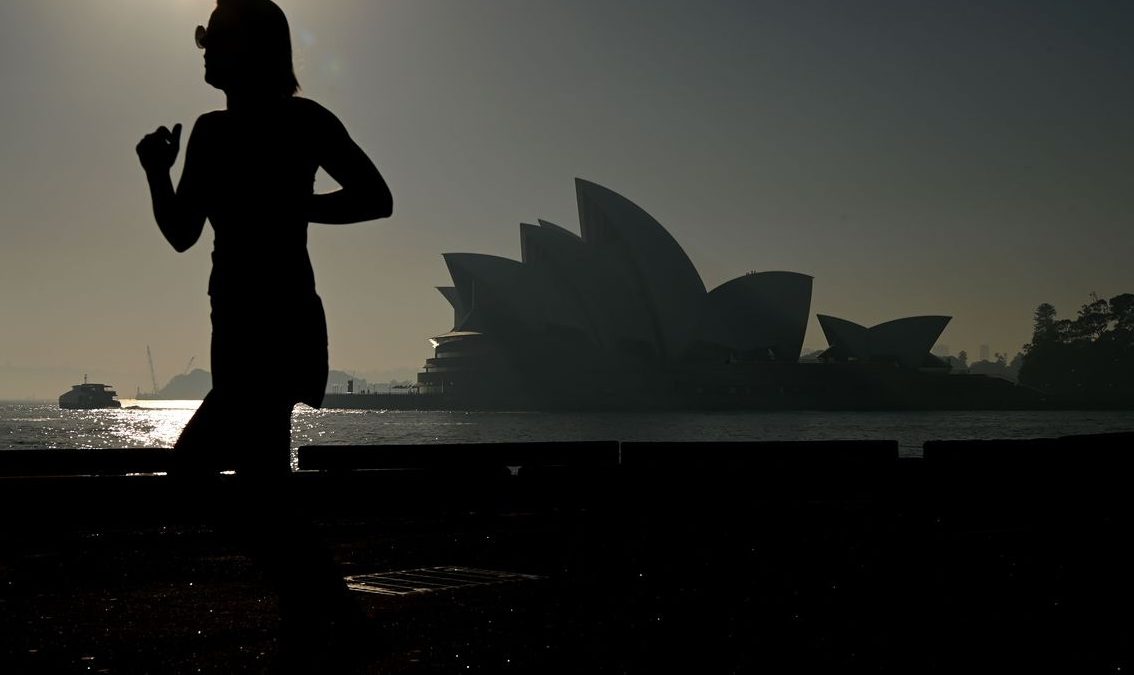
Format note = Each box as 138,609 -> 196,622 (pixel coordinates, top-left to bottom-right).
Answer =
2,401 -> 1133,460
87,400 -> 201,449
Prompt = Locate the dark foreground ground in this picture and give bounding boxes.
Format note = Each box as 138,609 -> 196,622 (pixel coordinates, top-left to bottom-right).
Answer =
1,434 -> 1132,673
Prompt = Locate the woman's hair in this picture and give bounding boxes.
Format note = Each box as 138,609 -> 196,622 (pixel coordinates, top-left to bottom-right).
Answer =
214,0 -> 299,96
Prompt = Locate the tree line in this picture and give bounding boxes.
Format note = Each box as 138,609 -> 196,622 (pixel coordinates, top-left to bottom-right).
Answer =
1018,292 -> 1134,406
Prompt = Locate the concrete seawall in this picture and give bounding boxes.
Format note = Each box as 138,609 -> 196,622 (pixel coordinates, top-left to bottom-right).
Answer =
2,433 -> 1132,672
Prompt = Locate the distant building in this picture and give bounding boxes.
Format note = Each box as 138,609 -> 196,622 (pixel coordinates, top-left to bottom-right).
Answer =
980,344 -> 991,362
416,179 -> 953,409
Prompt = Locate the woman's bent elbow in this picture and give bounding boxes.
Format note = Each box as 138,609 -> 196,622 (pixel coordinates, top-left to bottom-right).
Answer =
157,215 -> 203,252
163,228 -> 200,253
374,192 -> 393,219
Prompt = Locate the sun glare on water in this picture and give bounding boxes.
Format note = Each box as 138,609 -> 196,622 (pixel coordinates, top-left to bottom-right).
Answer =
99,401 -> 202,448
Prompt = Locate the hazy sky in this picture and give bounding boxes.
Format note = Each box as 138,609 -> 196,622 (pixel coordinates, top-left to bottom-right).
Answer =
2,0 -> 1132,398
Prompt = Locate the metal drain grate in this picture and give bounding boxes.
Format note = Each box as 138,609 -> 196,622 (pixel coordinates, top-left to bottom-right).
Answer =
345,566 -> 544,596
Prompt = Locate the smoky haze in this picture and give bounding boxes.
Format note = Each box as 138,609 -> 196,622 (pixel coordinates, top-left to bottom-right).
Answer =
1,0 -> 1132,399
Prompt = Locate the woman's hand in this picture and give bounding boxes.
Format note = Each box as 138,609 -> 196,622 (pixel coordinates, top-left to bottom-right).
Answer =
136,123 -> 183,175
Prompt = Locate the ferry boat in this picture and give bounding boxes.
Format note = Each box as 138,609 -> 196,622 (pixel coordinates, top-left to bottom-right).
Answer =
59,375 -> 122,410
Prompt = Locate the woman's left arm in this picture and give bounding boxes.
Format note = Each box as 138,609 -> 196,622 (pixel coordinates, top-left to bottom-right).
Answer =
308,106 -> 393,224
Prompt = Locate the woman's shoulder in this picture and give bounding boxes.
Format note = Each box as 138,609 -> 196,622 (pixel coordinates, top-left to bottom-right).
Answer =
195,109 -> 228,124
180,110 -> 227,150
288,97 -> 350,139
189,109 -> 227,136
289,97 -> 339,121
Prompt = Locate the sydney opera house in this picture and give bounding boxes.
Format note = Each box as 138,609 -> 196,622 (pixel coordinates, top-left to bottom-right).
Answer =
412,179 -> 1036,410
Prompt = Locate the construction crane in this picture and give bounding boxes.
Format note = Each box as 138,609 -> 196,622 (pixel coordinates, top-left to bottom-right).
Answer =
146,346 -> 159,395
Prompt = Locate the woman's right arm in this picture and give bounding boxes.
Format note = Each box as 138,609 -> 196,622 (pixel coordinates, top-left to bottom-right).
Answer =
137,118 -> 207,252
307,104 -> 393,225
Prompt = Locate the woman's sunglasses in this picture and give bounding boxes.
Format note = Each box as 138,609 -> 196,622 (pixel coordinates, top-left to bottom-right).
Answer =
195,25 -> 208,50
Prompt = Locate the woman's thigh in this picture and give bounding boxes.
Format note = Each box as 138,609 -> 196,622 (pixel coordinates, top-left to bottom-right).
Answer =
174,390 -> 293,477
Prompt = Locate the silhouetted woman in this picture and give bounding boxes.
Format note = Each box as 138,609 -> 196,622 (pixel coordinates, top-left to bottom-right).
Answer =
136,0 -> 391,667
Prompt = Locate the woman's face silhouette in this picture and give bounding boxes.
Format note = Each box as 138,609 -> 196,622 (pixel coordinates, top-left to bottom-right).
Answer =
202,9 -> 242,92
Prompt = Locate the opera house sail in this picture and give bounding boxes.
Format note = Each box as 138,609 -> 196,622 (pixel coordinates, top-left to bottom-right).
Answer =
817,315 -> 952,369
409,179 -> 1047,410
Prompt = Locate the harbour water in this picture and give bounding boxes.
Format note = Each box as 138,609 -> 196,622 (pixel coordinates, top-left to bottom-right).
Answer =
2,399 -> 1132,458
